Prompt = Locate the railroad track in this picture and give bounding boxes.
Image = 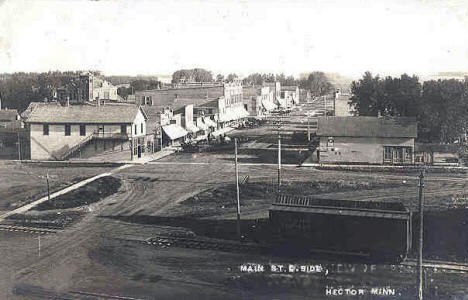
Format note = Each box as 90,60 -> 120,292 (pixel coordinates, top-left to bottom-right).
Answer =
119,235 -> 468,273
13,284 -> 144,300
0,224 -> 59,235
402,258 -> 468,272
117,234 -> 267,254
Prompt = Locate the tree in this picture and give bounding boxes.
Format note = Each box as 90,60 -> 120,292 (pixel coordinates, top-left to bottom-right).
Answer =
350,72 -> 385,116
282,75 -> 297,86
303,71 -> 334,97
242,73 -> 264,86
171,68 -> 213,84
381,74 -> 421,117
215,74 -> 224,83
226,73 -> 238,82
418,79 -> 467,143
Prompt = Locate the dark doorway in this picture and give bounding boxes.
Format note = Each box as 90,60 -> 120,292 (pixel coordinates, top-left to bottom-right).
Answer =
137,145 -> 142,158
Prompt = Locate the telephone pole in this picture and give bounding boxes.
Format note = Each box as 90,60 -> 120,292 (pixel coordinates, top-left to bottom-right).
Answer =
17,132 -> 21,161
234,138 -> 241,241
46,173 -> 51,201
417,170 -> 425,300
277,131 -> 281,194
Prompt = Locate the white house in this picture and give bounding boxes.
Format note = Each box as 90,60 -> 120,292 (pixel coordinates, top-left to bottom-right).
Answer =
25,104 -> 150,160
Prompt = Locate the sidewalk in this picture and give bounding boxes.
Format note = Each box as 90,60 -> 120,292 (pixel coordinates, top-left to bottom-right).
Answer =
9,149 -> 175,166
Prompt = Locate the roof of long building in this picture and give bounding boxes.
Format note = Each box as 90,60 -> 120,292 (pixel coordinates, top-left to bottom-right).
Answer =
317,116 -> 417,138
25,103 -> 146,124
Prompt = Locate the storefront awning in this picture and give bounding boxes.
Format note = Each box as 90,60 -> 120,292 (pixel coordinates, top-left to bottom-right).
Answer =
262,99 -> 277,111
196,118 -> 209,130
218,110 -> 236,122
234,106 -> 249,119
219,106 -> 249,122
204,117 -> 217,128
277,98 -> 287,108
162,124 -> 188,140
185,123 -> 201,133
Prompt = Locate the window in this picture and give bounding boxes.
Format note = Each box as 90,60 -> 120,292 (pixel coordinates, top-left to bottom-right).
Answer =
43,124 -> 49,135
121,124 -> 127,134
170,119 -> 176,124
80,125 -> 86,136
134,124 -> 137,135
405,147 -> 413,160
65,124 -> 71,136
141,123 -> 144,134
384,147 -> 392,160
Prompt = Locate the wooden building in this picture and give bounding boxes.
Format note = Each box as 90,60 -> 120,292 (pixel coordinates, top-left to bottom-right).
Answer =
25,104 -> 151,160
316,116 -> 417,165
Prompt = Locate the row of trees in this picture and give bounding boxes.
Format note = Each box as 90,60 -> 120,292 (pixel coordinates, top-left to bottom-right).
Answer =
117,79 -> 161,99
351,72 -> 468,143
171,68 -> 213,84
241,71 -> 334,97
171,68 -> 336,98
0,71 -> 92,111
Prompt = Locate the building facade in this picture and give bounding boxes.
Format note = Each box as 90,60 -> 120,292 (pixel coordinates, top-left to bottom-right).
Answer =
243,85 -> 276,117
281,86 -> 300,107
316,117 -> 417,165
26,104 -> 150,160
56,72 -> 119,104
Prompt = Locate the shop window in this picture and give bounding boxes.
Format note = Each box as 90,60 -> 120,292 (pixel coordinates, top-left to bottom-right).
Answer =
384,147 -> 392,160
405,147 -> 413,160
80,125 -> 86,136
65,124 -> 71,136
43,124 -> 49,135
121,125 -> 127,134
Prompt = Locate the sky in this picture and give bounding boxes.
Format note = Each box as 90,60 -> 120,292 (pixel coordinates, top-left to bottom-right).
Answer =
0,0 -> 467,79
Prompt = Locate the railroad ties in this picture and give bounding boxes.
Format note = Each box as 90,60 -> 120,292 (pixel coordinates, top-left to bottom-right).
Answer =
118,235 -> 267,254
402,258 -> 468,272
0,224 -> 59,235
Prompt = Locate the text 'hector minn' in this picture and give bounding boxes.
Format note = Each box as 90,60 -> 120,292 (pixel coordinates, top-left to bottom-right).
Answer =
325,286 -> 397,297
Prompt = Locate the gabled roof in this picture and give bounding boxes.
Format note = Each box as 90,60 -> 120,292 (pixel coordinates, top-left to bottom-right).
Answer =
25,104 -> 146,124
317,116 -> 417,138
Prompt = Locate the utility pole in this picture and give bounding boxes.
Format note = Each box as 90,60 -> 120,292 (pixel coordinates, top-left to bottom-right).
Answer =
38,235 -> 41,257
307,116 -> 310,142
417,170 -> 425,300
46,173 -> 51,202
234,138 -> 241,241
17,132 -> 21,161
277,133 -> 281,194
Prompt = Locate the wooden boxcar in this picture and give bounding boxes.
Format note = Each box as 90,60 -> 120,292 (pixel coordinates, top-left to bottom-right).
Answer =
268,194 -> 412,262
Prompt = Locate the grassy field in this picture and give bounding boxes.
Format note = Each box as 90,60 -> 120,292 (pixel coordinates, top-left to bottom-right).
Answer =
0,161 -> 116,212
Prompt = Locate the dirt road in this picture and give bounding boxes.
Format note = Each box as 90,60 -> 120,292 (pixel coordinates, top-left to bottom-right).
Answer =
2,152 -> 468,299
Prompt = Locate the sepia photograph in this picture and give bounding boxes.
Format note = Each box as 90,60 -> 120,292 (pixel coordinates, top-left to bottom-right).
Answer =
0,0 -> 468,299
